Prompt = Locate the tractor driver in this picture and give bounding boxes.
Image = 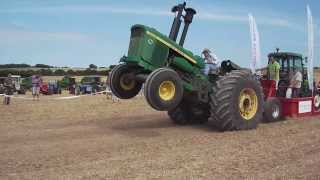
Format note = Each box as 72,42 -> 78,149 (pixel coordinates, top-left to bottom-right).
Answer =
202,48 -> 219,75
268,57 -> 280,89
289,68 -> 303,98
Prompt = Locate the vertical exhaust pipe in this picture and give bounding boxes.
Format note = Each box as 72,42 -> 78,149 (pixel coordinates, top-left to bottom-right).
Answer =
169,2 -> 186,41
179,8 -> 196,46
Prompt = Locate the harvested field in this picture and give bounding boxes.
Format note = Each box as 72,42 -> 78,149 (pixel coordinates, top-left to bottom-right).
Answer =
1,95 -> 320,179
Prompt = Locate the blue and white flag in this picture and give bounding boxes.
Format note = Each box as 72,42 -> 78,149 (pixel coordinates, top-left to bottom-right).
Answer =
307,5 -> 314,91
248,13 -> 261,74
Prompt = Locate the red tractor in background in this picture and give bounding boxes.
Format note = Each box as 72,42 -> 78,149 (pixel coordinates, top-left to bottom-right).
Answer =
261,50 -> 320,122
40,80 -> 62,95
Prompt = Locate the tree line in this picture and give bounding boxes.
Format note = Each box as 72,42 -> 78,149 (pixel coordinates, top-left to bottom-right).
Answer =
0,63 -> 55,68
0,63 -> 113,77
0,69 -> 109,77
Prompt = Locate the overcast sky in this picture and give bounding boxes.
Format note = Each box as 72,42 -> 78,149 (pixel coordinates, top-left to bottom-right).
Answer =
0,0 -> 319,67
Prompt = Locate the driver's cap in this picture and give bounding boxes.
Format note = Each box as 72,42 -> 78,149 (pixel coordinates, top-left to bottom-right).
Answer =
202,48 -> 211,54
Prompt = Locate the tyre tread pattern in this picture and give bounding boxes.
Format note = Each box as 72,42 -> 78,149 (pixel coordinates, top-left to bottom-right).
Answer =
209,70 -> 264,131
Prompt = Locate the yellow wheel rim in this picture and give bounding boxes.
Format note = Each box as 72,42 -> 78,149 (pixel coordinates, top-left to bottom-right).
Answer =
159,81 -> 176,101
239,88 -> 258,120
120,75 -> 135,91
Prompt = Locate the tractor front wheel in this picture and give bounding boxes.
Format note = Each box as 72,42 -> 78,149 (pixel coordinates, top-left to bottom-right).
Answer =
209,70 -> 264,131
144,68 -> 183,111
108,64 -> 142,99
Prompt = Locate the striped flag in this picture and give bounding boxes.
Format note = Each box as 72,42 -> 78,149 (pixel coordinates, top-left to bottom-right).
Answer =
248,13 -> 261,74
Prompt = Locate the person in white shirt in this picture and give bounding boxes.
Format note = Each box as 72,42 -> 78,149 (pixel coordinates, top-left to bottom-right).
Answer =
289,68 -> 303,98
202,48 -> 219,75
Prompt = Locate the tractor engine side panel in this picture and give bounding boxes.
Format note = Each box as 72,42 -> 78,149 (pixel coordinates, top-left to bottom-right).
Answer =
128,26 -> 169,69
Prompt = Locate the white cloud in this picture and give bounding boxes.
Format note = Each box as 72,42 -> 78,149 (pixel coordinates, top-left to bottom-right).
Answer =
197,12 -> 296,28
0,5 -> 297,28
197,12 -> 247,22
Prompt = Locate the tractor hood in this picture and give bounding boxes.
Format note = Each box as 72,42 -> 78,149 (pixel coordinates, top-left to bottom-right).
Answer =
128,24 -> 205,69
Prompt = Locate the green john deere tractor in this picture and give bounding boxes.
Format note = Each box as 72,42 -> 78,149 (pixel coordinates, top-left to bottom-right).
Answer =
108,2 -> 264,131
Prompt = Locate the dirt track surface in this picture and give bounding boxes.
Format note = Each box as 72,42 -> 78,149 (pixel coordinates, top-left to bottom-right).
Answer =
1,95 -> 320,179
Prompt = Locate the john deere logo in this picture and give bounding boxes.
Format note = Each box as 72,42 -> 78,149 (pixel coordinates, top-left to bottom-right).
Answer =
148,39 -> 154,45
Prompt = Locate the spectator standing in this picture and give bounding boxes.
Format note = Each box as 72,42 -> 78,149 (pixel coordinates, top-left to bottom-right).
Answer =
32,75 -> 42,100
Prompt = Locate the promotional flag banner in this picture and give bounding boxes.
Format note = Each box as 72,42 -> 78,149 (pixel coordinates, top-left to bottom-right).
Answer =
307,5 -> 314,91
248,14 -> 261,74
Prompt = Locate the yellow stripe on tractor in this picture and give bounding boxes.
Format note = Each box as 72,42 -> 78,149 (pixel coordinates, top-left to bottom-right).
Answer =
146,31 -> 197,64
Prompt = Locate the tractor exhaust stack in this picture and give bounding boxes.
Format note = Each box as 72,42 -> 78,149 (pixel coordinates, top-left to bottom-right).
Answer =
169,2 -> 186,41
179,8 -> 196,46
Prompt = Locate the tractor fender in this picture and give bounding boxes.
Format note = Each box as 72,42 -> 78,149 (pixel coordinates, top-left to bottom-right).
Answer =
220,60 -> 246,74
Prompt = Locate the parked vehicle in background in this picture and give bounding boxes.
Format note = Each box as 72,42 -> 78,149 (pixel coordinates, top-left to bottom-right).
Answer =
59,76 -> 75,89
0,75 -> 26,94
11,75 -> 26,94
260,50 -> 320,122
0,78 -> 5,94
48,80 -> 62,95
40,83 -> 49,95
79,76 -> 104,94
40,80 -> 62,95
21,77 -> 32,91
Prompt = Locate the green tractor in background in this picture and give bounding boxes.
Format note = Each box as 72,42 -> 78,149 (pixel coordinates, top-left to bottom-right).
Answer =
108,2 -> 264,131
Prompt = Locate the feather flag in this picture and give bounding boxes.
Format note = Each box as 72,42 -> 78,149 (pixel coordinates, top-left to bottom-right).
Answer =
307,5 -> 314,91
248,13 -> 261,74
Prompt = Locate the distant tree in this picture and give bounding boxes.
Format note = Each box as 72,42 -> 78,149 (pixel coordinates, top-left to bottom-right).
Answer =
89,64 -> 98,69
34,64 -> 53,68
0,69 -> 11,77
39,69 -> 53,76
54,69 -> 66,76
0,63 -> 31,68
83,69 -> 97,75
66,69 -> 76,75
24,69 -> 36,77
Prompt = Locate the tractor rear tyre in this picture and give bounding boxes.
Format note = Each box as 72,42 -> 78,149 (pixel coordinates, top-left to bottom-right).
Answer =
144,68 -> 183,111
108,64 -> 142,99
209,70 -> 264,131
168,101 -> 209,125
263,97 -> 282,123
